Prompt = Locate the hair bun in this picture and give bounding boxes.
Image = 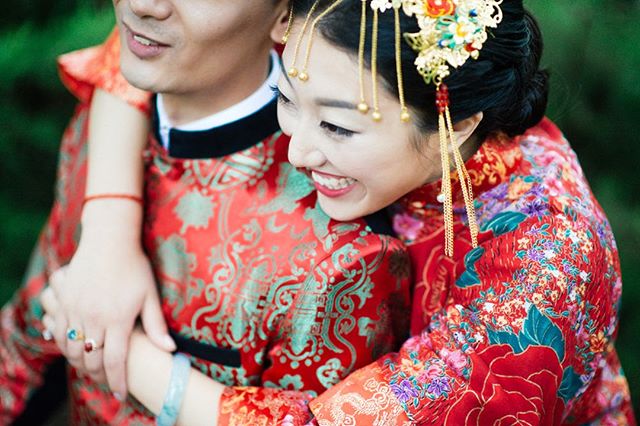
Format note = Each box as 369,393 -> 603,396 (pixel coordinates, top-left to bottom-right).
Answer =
495,10 -> 550,136
501,68 -> 550,136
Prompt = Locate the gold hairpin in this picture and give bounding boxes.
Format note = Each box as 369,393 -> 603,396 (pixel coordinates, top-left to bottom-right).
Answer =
394,6 -> 410,123
370,6 -> 381,121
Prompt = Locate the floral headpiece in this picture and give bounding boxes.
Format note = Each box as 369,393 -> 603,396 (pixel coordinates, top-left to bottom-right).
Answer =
400,0 -> 503,83
284,0 -> 504,256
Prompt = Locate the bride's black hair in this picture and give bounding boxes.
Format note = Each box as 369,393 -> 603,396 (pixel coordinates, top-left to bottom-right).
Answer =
292,0 -> 549,138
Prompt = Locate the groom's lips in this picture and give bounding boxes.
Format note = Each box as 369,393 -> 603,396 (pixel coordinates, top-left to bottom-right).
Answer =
123,23 -> 170,59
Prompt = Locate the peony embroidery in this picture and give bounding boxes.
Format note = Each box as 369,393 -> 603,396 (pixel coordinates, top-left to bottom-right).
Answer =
444,345 -> 565,425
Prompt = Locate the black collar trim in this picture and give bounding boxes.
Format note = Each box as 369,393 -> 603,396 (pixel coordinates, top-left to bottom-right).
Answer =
363,209 -> 395,236
152,95 -> 280,159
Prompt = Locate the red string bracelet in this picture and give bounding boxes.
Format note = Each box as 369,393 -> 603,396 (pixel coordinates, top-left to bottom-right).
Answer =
83,193 -> 144,207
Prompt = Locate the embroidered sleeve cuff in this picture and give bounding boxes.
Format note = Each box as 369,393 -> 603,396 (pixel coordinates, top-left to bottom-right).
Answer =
309,359 -> 411,426
218,387 -> 314,426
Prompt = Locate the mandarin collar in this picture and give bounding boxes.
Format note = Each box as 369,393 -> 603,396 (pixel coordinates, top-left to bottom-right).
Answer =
399,132 -> 524,216
151,95 -> 280,159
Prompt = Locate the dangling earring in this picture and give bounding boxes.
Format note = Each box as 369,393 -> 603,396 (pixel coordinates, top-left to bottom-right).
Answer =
436,83 -> 454,257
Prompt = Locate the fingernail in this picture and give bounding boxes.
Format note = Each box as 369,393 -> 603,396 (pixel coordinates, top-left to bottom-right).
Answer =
164,336 -> 176,351
113,392 -> 124,402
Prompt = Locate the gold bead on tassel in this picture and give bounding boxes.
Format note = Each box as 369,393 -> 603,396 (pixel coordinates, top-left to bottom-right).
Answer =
287,0 -> 320,80
394,6 -> 410,123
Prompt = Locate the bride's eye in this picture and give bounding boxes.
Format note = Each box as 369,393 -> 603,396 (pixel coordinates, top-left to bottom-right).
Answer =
320,121 -> 356,138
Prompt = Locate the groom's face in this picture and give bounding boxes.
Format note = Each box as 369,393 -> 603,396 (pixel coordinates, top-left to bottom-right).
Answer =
113,0 -> 284,95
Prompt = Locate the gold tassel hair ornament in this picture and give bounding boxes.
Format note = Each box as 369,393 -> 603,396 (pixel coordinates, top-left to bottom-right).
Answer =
286,0 -> 344,82
377,0 -> 502,255
287,0 -> 320,78
282,2 -> 295,44
436,83 -> 455,257
300,0 -> 344,81
357,0 -> 370,114
370,6 -> 382,121
283,0 -> 503,255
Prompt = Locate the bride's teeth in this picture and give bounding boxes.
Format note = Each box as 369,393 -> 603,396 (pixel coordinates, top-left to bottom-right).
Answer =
311,171 -> 355,190
134,35 -> 156,46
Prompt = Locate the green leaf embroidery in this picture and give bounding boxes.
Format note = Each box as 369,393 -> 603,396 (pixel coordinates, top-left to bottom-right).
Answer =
558,366 -> 582,403
487,305 -> 565,362
519,305 -> 565,362
456,247 -> 486,288
487,328 -> 523,352
481,211 -> 528,236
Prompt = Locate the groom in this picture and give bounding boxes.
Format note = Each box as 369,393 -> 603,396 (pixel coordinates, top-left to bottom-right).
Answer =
1,0 -> 410,424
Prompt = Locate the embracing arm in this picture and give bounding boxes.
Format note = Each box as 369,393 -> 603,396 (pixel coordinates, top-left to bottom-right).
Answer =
49,27 -> 175,399
125,332 -> 314,426
49,86 -> 178,399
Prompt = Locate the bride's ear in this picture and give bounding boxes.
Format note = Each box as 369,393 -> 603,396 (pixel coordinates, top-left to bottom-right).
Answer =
453,112 -> 484,149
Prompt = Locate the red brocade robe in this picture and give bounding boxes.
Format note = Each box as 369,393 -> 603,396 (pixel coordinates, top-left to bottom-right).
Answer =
0,31 -> 411,424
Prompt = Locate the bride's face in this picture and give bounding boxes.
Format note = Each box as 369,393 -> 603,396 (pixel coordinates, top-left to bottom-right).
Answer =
277,29 -> 442,221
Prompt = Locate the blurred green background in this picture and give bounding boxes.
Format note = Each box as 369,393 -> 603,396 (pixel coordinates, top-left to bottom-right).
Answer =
0,0 -> 638,414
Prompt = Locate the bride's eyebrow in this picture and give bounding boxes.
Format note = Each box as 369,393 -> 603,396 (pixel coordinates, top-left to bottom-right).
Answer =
315,98 -> 357,110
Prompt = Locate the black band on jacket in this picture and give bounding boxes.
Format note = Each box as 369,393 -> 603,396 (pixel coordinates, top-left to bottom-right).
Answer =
169,330 -> 242,368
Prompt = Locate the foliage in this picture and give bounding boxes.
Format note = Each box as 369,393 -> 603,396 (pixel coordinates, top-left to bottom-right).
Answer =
0,5 -> 114,303
0,0 -> 638,412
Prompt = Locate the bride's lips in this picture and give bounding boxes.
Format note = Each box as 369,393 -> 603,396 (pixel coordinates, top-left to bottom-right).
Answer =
123,24 -> 170,59
311,170 -> 357,198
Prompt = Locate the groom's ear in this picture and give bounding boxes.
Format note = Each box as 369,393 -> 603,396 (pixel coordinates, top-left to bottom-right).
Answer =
270,1 -> 291,44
